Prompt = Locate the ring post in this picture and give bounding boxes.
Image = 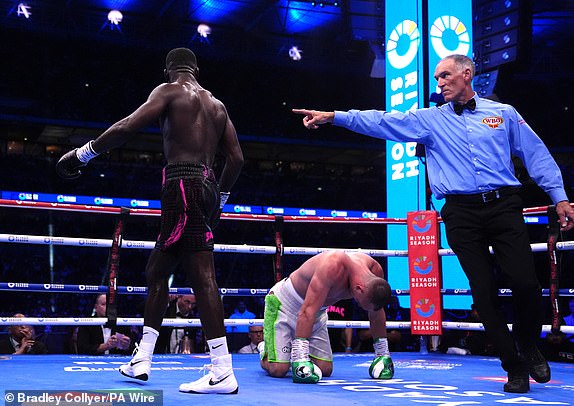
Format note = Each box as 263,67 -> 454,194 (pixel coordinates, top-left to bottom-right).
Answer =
105,207 -> 129,332
407,211 -> 443,353
273,215 -> 284,283
547,205 -> 562,335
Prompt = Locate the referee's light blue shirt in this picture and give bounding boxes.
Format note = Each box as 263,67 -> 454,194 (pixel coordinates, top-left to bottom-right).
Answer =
333,94 -> 567,204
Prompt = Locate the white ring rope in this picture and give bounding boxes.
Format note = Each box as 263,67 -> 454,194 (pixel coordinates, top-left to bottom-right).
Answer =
2,234 -> 573,256
0,234 -> 405,257
0,282 -> 271,296
1,282 -> 571,297
1,317 -> 573,335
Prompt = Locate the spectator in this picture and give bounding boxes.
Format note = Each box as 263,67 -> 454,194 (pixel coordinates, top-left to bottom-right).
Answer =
564,298 -> 574,331
326,299 -> 354,353
384,296 -> 414,352
155,295 -> 203,354
227,300 -> 257,352
237,326 -> 264,354
541,326 -> 568,362
440,304 -> 494,356
559,298 -> 574,361
65,326 -> 79,355
464,304 -> 495,356
0,313 -> 48,355
355,297 -> 415,353
541,298 -> 574,362
76,294 -> 135,355
227,300 -> 257,334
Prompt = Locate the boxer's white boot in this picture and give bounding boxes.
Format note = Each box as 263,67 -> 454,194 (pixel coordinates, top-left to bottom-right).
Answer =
179,354 -> 238,394
119,344 -> 152,381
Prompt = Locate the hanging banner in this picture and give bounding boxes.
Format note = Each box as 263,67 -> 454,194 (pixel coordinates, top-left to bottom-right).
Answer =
427,0 -> 473,310
385,0 -> 426,309
407,211 -> 442,335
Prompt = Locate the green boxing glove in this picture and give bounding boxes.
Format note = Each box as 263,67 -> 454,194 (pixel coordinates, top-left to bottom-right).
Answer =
292,360 -> 322,384
369,355 -> 394,379
290,338 -> 322,384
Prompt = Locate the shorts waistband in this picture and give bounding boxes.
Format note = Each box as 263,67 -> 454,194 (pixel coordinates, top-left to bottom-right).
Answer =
270,277 -> 304,305
164,162 -> 215,181
445,186 -> 521,205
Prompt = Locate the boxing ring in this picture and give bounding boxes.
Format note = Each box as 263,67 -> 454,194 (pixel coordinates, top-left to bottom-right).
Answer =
1,199 -> 574,405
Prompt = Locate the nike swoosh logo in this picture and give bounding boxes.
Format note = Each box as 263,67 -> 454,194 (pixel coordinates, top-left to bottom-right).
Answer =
211,344 -> 223,350
130,359 -> 146,367
209,374 -> 230,386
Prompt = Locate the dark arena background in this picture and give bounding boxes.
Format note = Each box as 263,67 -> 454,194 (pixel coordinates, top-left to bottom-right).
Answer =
1,1 -> 574,405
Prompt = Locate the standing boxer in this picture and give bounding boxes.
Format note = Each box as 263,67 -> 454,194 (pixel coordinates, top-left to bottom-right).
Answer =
57,47 -> 244,394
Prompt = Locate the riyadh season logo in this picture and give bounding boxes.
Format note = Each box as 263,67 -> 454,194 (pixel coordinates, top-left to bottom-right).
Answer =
411,215 -> 432,233
413,256 -> 433,275
415,298 -> 436,318
430,15 -> 470,58
387,15 -> 470,70
387,20 -> 421,69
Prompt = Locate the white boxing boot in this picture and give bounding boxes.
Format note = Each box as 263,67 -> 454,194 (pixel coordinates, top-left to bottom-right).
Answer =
179,354 -> 238,394
119,344 -> 152,381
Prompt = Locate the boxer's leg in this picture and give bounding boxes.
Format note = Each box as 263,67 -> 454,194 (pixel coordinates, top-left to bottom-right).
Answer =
144,248 -> 180,331
179,250 -> 238,394
119,248 -> 179,381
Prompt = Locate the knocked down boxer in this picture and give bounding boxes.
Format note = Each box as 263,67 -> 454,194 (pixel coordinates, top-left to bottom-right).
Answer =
260,251 -> 394,383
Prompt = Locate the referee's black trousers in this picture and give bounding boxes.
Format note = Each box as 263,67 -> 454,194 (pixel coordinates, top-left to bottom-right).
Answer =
441,193 -> 541,373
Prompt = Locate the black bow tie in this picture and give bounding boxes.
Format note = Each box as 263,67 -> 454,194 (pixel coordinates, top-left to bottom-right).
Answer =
454,98 -> 476,115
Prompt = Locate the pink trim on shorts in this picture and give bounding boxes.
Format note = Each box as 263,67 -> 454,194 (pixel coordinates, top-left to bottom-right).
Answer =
161,167 -> 166,187
179,179 -> 188,207
162,179 -> 188,248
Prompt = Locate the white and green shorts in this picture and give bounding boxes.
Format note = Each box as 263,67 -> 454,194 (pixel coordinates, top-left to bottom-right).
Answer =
263,278 -> 332,363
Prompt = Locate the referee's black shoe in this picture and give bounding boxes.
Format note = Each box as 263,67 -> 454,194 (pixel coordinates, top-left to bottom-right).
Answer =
520,345 -> 551,383
503,368 -> 529,393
